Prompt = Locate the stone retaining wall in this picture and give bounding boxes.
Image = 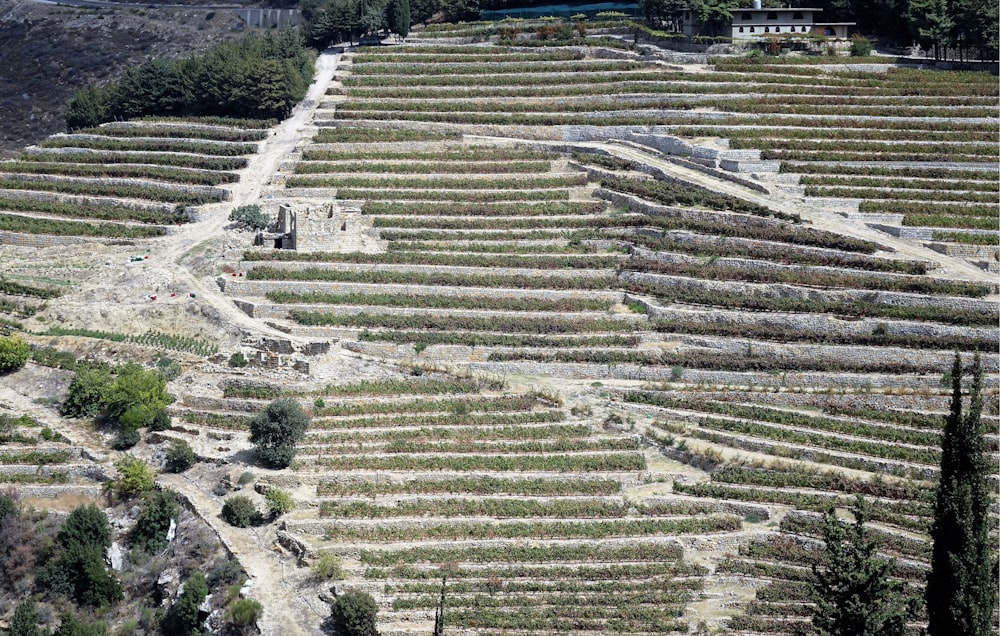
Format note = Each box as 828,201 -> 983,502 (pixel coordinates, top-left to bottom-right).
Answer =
220,278 -> 624,302
247,302 -> 640,323
464,361 -> 962,389
631,295 -> 997,344
0,231 -> 103,247
622,270 -> 997,312
0,187 -> 175,213
632,228 -> 928,271
239,260 -> 613,279
0,172 -> 232,202
669,156 -> 773,191
925,242 -> 1000,260
597,189 -> 798,228
630,245 -> 941,286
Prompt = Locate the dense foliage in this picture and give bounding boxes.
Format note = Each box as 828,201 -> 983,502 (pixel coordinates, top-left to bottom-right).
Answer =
165,439 -> 197,473
66,31 -> 314,129
39,504 -> 122,607
61,362 -> 172,448
304,0 -> 436,47
131,490 -> 179,554
163,571 -> 208,636
811,496 -> 915,635
248,398 -> 310,469
0,335 -> 30,373
228,204 -> 270,231
330,590 -> 379,636
221,495 -> 264,528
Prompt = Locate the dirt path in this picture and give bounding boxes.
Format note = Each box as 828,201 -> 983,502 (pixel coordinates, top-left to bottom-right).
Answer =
144,51 -> 345,635
162,48 -> 343,344
159,471 -> 328,636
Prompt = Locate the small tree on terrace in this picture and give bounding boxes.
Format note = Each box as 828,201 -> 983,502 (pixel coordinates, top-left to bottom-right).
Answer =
248,398 -> 309,469
811,495 -> 915,636
926,352 -> 997,636
330,590 -> 379,636
0,335 -> 30,373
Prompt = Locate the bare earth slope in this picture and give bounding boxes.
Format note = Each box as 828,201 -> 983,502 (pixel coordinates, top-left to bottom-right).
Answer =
0,0 -> 244,157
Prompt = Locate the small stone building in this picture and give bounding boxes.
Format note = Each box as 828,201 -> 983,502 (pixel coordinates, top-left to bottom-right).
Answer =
259,202 -> 384,253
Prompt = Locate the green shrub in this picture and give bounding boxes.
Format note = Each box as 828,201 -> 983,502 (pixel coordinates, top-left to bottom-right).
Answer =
265,488 -> 294,517
53,612 -> 110,636
58,503 -> 108,548
104,363 -> 171,424
228,205 -> 269,231
330,591 -> 378,636
110,428 -> 140,450
8,600 -> 42,636
131,490 -> 179,553
165,439 -> 197,473
850,35 -> 873,56
154,356 -> 181,381
163,571 -> 207,636
42,505 -> 122,608
113,456 -> 155,499
0,490 -> 19,520
149,408 -> 171,432
0,335 -> 30,373
228,352 -> 248,368
248,399 -> 310,469
221,495 -> 263,528
226,598 -> 263,627
311,553 -> 346,581
59,367 -> 111,417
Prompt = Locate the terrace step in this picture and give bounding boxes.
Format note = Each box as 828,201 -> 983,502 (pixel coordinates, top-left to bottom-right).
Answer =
466,361 -> 970,390
630,246 -> 957,287
221,280 -> 624,302
842,211 -> 906,224
621,270 -> 998,312
240,260 -> 615,279
245,303 -> 638,323
0,171 -> 232,201
0,187 -> 176,213
633,297 -> 997,344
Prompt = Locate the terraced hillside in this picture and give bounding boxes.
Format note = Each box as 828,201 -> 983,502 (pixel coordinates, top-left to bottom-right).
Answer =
215,31 -> 997,635
0,26 -> 997,636
170,373 -> 742,634
0,118 -> 268,241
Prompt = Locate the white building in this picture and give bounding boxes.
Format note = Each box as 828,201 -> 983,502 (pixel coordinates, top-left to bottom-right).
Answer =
679,4 -> 855,41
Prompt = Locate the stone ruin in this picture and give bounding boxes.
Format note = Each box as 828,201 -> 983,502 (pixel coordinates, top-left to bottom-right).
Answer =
257,202 -> 384,253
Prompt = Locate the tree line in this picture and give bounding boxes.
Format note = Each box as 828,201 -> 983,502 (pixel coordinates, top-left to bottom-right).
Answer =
302,0 -> 413,47
65,30 -> 315,130
638,0 -> 998,59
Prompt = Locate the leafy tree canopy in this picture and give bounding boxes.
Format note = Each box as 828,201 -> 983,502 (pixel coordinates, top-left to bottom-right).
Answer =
248,398 -> 310,469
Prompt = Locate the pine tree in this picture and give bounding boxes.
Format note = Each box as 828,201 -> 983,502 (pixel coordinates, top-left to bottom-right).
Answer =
811,495 -> 915,636
926,353 -> 997,636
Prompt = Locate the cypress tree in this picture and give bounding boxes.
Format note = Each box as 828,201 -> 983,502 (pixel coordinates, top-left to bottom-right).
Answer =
811,495 -> 914,636
926,352 -> 997,636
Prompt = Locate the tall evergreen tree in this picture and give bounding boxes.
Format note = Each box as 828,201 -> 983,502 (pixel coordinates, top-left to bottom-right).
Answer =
811,495 -> 915,636
926,353 -> 997,636
907,0 -> 954,59
386,0 -> 411,38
